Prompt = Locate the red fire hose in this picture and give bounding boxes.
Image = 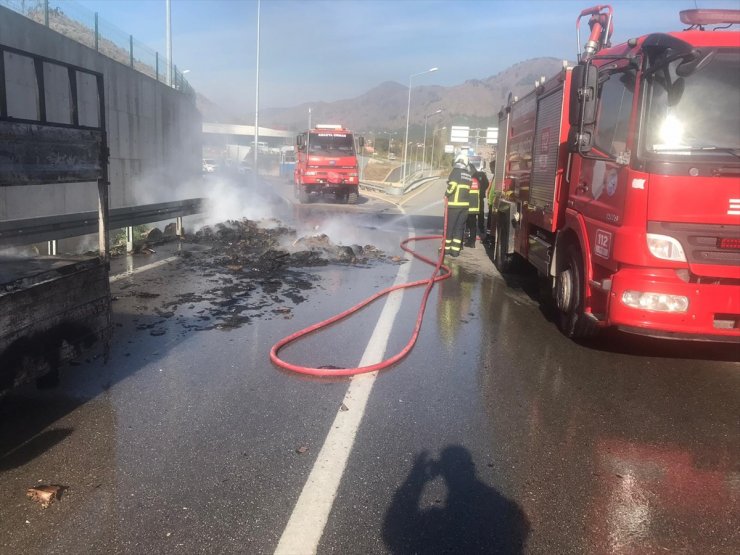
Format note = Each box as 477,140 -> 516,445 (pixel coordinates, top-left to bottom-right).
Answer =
270,200 -> 450,377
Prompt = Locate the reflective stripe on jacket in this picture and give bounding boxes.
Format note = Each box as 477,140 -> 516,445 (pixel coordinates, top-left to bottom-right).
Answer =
446,166 -> 471,207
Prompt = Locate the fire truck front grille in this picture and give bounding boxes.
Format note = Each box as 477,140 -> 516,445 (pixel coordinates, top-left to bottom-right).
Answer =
648,221 -> 740,268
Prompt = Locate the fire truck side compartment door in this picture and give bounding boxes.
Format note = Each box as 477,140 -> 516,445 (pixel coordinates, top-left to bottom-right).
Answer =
530,85 -> 566,227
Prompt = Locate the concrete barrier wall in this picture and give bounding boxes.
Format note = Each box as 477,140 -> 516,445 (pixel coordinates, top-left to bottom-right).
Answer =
0,7 -> 202,220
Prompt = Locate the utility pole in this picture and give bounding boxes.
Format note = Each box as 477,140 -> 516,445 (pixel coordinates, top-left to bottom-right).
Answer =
165,0 -> 172,86
253,0 -> 261,172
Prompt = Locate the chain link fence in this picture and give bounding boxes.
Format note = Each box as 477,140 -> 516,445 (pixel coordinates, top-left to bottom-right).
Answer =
1,0 -> 194,96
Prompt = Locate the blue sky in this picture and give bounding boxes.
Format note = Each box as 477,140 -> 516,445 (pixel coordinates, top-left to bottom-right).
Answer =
71,0 -> 740,113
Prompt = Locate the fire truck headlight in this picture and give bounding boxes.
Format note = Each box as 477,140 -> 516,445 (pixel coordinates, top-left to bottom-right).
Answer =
646,234 -> 687,262
305,171 -> 317,176
622,291 -> 689,313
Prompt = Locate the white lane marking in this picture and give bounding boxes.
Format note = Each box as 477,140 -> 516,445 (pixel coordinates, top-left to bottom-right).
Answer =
398,177 -> 442,207
274,209 -> 413,555
109,256 -> 179,282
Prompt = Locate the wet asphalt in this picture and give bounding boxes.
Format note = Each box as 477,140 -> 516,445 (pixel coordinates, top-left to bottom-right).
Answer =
1,175 -> 738,554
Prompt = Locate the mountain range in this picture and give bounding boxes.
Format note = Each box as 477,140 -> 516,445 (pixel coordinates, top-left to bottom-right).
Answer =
197,57 -> 569,136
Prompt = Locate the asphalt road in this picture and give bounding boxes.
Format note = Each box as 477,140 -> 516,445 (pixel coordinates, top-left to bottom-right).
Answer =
1,175 -> 738,554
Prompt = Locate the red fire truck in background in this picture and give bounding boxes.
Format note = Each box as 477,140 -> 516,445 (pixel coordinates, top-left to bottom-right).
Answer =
294,125 -> 364,204
490,5 -> 740,342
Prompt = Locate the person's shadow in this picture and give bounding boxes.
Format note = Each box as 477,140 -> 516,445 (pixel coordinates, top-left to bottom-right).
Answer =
382,446 -> 530,554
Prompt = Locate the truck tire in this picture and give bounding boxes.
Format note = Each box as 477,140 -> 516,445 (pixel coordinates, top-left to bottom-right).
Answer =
493,218 -> 515,273
347,190 -> 358,205
554,243 -> 599,339
295,180 -> 309,204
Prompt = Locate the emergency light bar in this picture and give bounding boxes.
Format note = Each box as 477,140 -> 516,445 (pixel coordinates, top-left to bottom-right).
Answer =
315,124 -> 343,130
679,9 -> 740,26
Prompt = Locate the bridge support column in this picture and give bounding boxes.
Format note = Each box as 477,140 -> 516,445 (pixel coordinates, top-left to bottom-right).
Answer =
126,226 -> 134,253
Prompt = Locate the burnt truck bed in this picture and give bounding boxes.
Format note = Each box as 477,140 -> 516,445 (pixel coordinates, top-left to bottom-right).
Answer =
1,45 -> 112,396
0,256 -> 111,395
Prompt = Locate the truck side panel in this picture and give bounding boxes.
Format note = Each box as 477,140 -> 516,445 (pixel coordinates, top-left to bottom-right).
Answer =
0,258 -> 111,395
0,122 -> 103,185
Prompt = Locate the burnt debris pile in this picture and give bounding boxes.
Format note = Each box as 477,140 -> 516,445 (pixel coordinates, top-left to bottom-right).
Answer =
112,218 -> 403,335
186,219 -> 395,274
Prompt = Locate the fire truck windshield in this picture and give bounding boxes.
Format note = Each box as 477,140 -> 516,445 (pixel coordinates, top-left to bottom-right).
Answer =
308,133 -> 355,155
644,49 -> 740,157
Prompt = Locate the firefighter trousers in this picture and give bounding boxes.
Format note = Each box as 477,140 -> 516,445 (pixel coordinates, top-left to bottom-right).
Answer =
445,206 -> 468,257
465,213 -> 482,247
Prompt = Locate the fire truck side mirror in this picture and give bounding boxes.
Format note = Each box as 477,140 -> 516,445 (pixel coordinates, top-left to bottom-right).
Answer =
568,63 -> 598,154
569,64 -> 598,128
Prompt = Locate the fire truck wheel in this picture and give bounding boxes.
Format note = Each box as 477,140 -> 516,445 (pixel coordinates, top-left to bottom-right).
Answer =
555,244 -> 598,339
493,220 -> 514,272
347,190 -> 358,205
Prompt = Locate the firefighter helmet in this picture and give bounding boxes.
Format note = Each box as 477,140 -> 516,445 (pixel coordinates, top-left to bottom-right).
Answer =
455,153 -> 468,167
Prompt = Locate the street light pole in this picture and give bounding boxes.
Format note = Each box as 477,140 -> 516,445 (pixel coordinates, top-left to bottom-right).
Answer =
430,127 -> 437,172
402,67 -> 438,184
422,108 -> 443,174
253,0 -> 261,172
431,126 -> 446,171
165,0 -> 172,86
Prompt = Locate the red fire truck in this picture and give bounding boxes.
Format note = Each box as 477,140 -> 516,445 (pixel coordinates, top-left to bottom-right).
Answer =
294,125 -> 364,204
490,5 -> 740,341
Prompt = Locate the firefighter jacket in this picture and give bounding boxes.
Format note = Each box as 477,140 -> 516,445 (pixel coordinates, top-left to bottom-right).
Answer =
474,171 -> 490,208
468,177 -> 481,214
446,166 -> 471,208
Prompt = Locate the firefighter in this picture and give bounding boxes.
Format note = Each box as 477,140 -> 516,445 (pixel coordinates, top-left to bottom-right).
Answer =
466,162 -> 489,247
464,167 -> 481,248
484,159 -> 496,247
444,154 -> 471,258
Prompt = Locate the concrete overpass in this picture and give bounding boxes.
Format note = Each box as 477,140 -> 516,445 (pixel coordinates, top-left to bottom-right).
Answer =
202,123 -> 294,161
202,122 -> 293,140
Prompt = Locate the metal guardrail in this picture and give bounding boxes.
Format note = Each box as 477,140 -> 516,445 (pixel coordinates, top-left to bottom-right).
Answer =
0,198 -> 206,247
403,175 -> 439,194
360,173 -> 441,198
358,181 -> 387,194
